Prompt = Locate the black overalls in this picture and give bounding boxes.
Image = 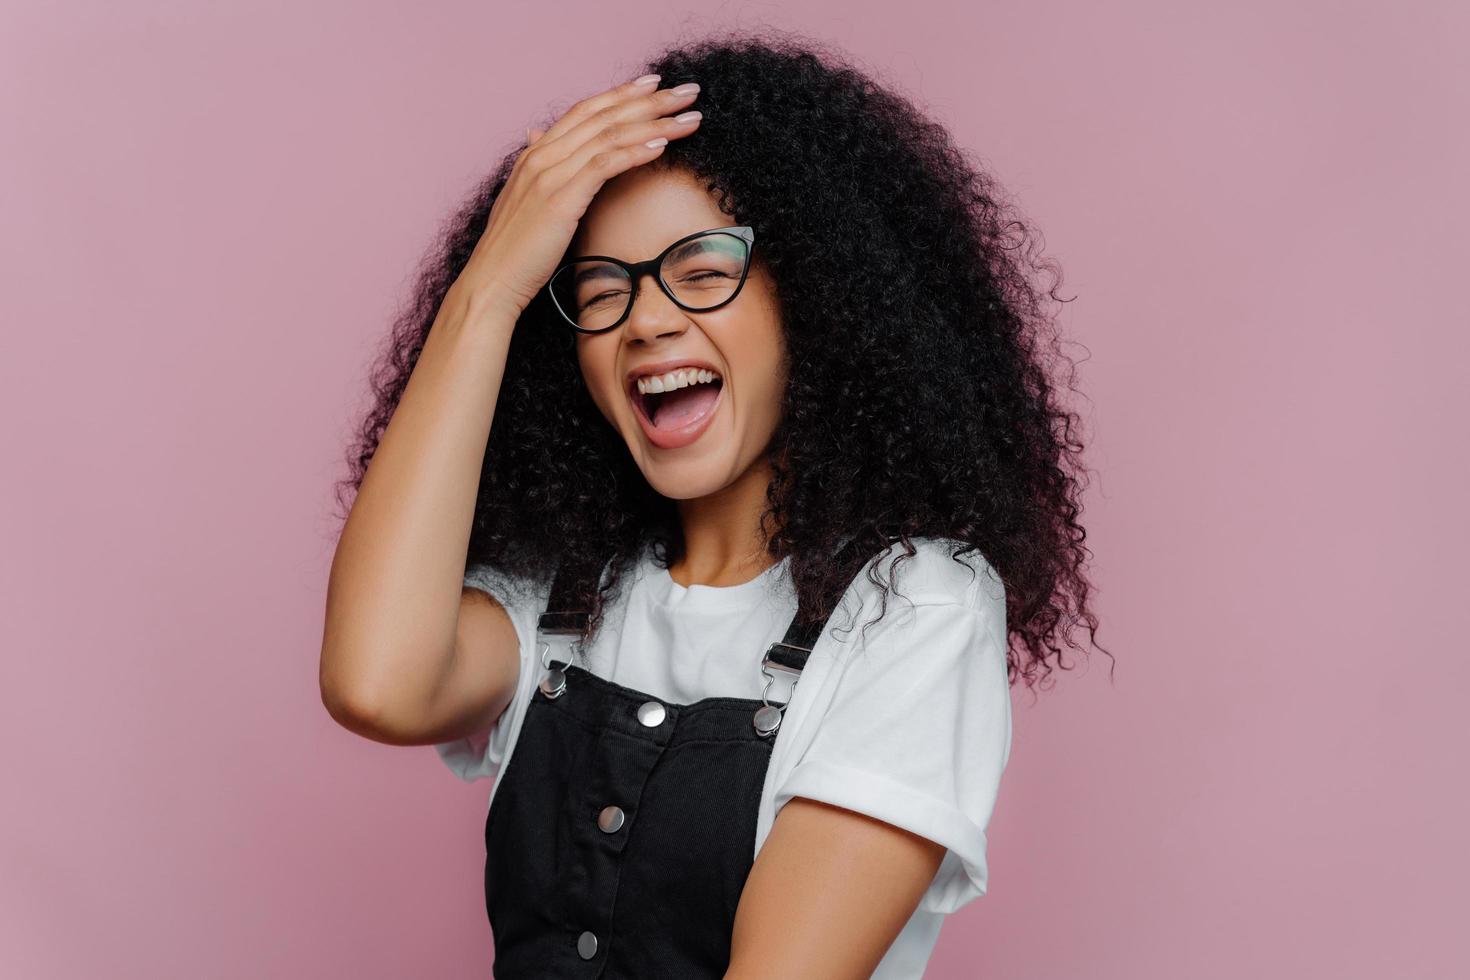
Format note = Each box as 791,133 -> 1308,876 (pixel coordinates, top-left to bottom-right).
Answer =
482,537 -> 874,979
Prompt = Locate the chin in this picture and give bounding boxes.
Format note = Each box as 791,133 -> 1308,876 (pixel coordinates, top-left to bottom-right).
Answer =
632,453 -> 739,501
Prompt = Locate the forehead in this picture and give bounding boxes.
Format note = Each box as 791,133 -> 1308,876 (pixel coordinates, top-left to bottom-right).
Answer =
571,164 -> 733,259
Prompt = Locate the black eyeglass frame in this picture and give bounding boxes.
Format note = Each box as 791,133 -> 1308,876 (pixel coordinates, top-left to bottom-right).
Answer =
544,225 -> 756,334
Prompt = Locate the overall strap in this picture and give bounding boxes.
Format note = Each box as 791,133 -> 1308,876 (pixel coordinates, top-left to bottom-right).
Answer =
762,532 -> 876,672
538,534 -> 880,647
753,533 -> 880,735
533,553 -> 609,700
537,565 -> 594,639
535,534 -> 886,729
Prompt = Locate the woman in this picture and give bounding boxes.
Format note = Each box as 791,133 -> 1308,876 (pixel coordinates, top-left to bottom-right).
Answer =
321,32 -> 1106,979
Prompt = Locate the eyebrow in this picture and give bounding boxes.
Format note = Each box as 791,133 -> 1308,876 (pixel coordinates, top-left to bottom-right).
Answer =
577,229 -> 737,266
570,264 -> 627,286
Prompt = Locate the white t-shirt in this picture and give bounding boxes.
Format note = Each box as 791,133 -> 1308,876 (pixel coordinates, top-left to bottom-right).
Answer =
435,535 -> 1013,979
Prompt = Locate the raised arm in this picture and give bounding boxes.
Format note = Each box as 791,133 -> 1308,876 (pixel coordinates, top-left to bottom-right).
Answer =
318,288 -> 524,747
319,72 -> 708,748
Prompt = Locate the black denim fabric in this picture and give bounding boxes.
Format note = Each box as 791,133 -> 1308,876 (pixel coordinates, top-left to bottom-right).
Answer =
483,533 -> 880,978
483,663 -> 781,979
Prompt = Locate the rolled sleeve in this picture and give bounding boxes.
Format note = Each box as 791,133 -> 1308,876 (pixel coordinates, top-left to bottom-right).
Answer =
771,599 -> 1012,914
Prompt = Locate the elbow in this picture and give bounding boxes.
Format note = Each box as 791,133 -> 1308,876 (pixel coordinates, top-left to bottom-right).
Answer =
320,664 -> 381,736
319,640 -> 441,745
318,639 -> 397,739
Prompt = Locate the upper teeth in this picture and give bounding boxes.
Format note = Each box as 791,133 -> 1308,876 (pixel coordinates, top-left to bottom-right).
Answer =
636,368 -> 721,395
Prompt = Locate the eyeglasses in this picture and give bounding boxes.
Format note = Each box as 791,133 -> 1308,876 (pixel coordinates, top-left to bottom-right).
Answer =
545,225 -> 755,334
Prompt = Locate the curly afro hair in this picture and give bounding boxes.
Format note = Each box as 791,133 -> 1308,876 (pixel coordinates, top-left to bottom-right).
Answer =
337,29 -> 1112,693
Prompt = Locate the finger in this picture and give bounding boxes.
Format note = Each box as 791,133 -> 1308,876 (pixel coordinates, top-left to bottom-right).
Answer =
551,133 -> 679,214
533,82 -> 699,172
536,102 -> 701,203
534,73 -> 663,149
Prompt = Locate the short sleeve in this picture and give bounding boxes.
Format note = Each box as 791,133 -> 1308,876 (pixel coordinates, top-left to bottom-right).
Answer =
433,563 -> 553,783
771,595 -> 1012,914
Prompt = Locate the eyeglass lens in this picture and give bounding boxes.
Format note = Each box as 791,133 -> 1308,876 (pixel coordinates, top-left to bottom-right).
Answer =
549,232 -> 749,331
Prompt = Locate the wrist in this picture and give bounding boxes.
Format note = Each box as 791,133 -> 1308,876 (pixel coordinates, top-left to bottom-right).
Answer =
449,281 -> 525,338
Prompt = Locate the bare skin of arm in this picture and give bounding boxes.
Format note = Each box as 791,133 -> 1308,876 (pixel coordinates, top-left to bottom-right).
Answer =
319,74 -> 706,746
318,286 -> 524,747
724,797 -> 947,980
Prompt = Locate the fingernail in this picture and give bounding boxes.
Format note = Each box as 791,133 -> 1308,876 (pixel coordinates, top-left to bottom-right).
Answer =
633,73 -> 661,88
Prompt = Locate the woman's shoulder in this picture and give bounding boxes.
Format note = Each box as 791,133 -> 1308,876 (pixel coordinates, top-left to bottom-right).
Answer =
848,535 -> 1005,618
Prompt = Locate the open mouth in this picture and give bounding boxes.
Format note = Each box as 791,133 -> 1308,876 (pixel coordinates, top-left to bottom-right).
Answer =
629,375 -> 725,449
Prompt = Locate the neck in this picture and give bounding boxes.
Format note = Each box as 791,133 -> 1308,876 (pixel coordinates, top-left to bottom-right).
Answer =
669,456 -> 780,588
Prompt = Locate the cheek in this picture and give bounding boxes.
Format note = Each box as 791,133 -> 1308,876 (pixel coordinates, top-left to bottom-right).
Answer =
575,342 -> 619,416
737,344 -> 787,431
589,373 -> 621,422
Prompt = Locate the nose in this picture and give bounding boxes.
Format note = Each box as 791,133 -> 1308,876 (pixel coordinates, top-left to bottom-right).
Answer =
621,270 -> 691,344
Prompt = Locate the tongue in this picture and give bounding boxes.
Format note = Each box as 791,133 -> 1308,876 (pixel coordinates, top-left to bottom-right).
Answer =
651,383 -> 720,430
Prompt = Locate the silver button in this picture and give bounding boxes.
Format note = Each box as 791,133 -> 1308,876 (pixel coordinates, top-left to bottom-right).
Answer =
539,667 -> 567,699
753,704 -> 783,736
636,700 -> 666,727
577,930 -> 598,959
598,805 -> 625,833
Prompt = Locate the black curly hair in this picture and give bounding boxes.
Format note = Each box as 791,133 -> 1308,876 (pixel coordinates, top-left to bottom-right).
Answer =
336,28 -> 1112,693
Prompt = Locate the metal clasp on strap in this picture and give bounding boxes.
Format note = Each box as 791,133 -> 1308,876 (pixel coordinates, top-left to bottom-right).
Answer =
536,610 -> 587,700
753,641 -> 812,737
